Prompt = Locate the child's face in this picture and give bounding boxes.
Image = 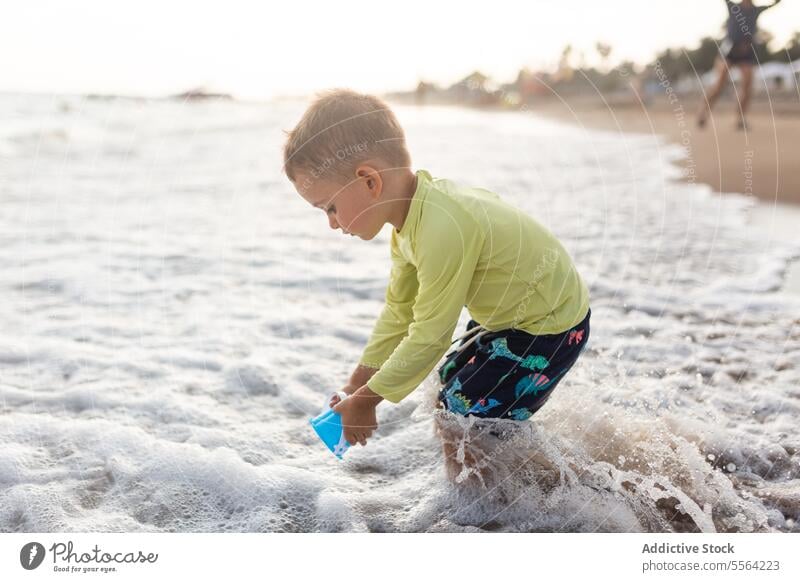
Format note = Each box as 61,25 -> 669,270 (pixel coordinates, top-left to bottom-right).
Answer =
292,165 -> 386,240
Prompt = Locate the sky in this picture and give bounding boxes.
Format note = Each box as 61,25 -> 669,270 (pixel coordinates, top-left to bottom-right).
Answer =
2,0 -> 799,99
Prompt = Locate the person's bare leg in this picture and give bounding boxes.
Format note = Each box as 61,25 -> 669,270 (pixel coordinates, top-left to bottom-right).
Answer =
737,63 -> 754,130
434,412 -> 493,487
441,440 -> 462,482
433,402 -> 462,481
698,57 -> 730,128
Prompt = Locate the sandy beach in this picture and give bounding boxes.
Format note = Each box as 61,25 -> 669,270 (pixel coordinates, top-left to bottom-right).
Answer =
530,95 -> 800,207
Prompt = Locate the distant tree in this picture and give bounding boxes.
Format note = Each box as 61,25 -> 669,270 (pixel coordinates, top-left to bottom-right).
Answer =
685,37 -> 720,75
652,47 -> 684,81
772,31 -> 800,62
752,29 -> 775,63
555,45 -> 574,82
614,60 -> 638,77
595,42 -> 613,71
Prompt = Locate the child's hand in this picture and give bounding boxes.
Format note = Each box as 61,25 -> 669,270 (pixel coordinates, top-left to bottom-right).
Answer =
332,390 -> 378,447
329,384 -> 358,408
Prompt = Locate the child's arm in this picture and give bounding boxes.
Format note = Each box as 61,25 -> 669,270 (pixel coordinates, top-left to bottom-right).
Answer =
364,214 -> 486,404
336,212 -> 484,443
328,237 -> 418,434
358,238 -> 419,372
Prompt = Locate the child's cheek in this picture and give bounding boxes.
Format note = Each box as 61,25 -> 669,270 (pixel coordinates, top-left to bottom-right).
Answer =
346,209 -> 364,231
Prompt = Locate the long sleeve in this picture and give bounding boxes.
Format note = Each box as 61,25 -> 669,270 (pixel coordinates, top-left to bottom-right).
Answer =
358,237 -> 419,370
366,216 -> 485,403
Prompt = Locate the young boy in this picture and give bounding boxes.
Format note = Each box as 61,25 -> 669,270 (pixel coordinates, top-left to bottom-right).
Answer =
283,88 -> 591,477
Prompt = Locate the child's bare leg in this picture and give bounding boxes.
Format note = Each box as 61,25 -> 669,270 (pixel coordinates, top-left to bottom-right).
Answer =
441,439 -> 462,482
433,404 -> 461,480
434,410 -> 495,488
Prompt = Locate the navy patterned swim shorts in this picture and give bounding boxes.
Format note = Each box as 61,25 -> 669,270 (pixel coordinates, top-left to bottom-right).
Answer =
436,308 -> 591,420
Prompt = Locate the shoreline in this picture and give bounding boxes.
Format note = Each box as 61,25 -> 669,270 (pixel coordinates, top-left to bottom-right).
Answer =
518,97 -> 800,296
745,201 -> 800,295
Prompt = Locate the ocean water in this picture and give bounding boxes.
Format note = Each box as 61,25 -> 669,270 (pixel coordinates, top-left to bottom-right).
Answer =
1,93 -> 799,533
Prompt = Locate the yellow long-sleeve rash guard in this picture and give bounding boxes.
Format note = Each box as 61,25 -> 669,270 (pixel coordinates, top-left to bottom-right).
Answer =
358,169 -> 590,404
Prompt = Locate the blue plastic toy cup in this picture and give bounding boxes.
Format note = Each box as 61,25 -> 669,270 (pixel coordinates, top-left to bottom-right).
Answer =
309,392 -> 351,459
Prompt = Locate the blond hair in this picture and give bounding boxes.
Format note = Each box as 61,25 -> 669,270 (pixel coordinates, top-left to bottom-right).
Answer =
282,88 -> 411,183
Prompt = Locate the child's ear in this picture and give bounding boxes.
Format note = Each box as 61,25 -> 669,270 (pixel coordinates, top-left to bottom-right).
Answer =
369,175 -> 383,198
356,165 -> 382,196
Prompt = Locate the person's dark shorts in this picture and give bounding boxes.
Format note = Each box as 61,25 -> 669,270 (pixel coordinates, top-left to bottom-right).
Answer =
725,40 -> 756,65
436,307 -> 591,421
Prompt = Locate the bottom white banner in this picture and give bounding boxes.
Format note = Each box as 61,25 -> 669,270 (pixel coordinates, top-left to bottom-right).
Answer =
1,533 -> 797,581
